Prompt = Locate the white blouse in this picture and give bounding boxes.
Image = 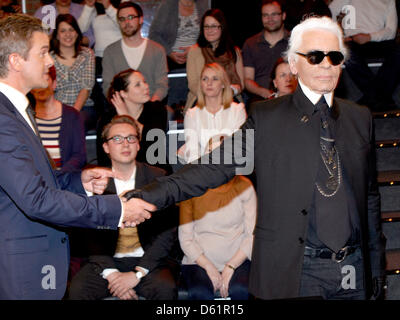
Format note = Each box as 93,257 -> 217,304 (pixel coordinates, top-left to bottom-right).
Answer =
182,102 -> 247,163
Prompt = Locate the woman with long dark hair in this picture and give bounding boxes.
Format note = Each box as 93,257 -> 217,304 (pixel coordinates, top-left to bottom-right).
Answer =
96,68 -> 168,171
184,8 -> 244,113
50,14 -> 96,131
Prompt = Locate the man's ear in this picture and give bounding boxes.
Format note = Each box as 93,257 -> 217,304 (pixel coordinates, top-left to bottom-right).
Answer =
289,58 -> 298,76
8,53 -> 23,72
103,142 -> 110,155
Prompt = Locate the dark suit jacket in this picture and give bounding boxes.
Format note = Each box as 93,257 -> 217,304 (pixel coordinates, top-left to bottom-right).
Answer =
59,104 -> 86,172
0,92 -> 121,299
132,86 -> 385,299
84,162 -> 180,273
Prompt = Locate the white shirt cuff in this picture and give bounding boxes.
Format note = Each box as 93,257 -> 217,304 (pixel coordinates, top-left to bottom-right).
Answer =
101,268 -> 119,279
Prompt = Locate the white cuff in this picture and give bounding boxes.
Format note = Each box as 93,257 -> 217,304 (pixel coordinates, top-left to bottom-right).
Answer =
101,268 -> 119,279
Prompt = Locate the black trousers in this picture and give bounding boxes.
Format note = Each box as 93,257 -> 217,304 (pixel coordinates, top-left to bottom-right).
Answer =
67,255 -> 179,300
298,247 -> 366,300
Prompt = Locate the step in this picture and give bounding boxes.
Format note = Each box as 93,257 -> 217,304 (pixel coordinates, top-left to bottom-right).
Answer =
376,139 -> 400,148
386,249 -> 400,274
378,170 -> 400,185
376,147 -> 400,171
373,110 -> 400,119
374,117 -> 400,141
382,211 -> 400,222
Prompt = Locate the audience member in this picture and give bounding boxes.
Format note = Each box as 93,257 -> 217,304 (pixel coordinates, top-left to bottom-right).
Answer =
149,0 -> 208,70
68,115 -> 180,300
148,0 -> 209,107
283,0 -> 331,31
77,0 -> 122,70
242,0 -> 289,102
330,0 -> 399,110
180,62 -> 246,164
178,63 -> 253,298
179,175 -> 256,300
97,69 -> 168,171
102,1 -> 168,103
34,0 -> 95,47
31,65 -> 86,172
50,14 -> 96,132
268,57 -> 297,98
185,8 -> 244,113
0,0 -> 21,18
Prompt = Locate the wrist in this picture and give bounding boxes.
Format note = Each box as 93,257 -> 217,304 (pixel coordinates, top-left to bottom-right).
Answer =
225,263 -> 236,271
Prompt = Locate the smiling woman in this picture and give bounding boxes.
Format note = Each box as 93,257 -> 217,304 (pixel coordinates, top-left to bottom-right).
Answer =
50,13 -> 96,132
185,8 -> 244,112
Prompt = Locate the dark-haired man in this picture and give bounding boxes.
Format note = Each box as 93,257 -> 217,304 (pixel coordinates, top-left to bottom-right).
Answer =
102,1 -> 168,102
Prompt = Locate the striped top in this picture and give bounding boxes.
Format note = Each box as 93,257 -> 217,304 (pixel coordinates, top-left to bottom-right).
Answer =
36,116 -> 62,168
171,7 -> 200,53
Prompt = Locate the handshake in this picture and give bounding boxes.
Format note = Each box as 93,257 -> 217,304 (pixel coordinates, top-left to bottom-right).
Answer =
119,189 -> 156,228
81,167 -> 157,229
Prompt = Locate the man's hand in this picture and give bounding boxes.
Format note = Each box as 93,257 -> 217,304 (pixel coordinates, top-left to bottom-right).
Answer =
81,167 -> 118,194
107,271 -> 139,300
120,195 -> 155,228
351,33 -> 371,45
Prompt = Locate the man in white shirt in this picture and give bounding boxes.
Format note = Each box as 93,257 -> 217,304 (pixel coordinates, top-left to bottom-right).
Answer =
330,0 -> 400,110
68,115 -> 180,300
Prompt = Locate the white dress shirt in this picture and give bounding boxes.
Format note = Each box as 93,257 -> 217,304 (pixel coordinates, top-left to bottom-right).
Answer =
298,79 -> 333,107
0,82 -> 35,133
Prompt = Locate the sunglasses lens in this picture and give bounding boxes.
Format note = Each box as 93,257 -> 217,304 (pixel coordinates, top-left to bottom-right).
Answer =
307,51 -> 325,65
328,51 -> 344,65
306,51 -> 344,65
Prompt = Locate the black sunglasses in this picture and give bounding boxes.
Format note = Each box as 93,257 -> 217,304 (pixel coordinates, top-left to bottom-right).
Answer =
296,51 -> 344,66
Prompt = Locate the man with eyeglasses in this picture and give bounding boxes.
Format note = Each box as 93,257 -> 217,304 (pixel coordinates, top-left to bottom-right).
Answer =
102,1 -> 168,102
242,0 -> 289,102
123,16 -> 385,300
68,115 -> 180,300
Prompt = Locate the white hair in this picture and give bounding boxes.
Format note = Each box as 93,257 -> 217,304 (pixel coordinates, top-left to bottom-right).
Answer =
284,16 -> 348,64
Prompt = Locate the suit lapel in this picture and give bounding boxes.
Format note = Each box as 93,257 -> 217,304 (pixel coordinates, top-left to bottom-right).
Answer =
0,92 -> 56,174
134,162 -> 146,189
104,162 -> 144,195
104,177 -> 117,195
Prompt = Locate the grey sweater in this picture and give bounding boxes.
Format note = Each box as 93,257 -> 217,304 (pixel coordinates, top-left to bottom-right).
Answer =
102,38 -> 168,100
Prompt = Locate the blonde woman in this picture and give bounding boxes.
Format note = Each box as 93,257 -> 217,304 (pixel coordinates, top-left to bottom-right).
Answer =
180,62 -> 246,163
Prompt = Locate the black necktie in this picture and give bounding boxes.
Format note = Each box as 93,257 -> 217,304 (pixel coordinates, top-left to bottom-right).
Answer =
314,96 -> 351,252
26,104 -> 40,137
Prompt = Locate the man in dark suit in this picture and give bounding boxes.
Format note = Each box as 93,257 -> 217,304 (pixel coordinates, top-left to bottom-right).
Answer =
68,115 -> 180,300
126,16 -> 386,300
0,14 -> 155,300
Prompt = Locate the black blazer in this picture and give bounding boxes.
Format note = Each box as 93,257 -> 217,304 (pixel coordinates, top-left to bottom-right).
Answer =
130,86 -> 385,299
84,162 -> 180,272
